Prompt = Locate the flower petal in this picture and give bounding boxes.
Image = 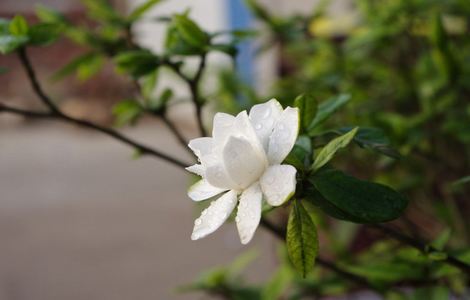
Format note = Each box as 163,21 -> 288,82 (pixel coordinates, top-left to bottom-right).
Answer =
186,164 -> 204,176
234,111 -> 267,159
260,164 -> 297,206
212,112 -> 236,143
203,154 -> 239,190
223,136 -> 267,189
188,137 -> 213,159
191,190 -> 238,240
249,99 -> 283,152
267,107 -> 299,164
236,182 -> 262,244
188,179 -> 228,202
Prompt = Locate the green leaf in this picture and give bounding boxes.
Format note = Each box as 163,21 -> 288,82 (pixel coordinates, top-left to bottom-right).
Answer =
431,228 -> 451,251
148,88 -> 173,112
286,199 -> 319,277
311,169 -> 408,223
173,14 -> 208,49
29,23 -> 61,46
308,94 -> 350,132
128,0 -> 164,22
164,24 -> 203,55
311,127 -> 358,172
0,35 -> 28,54
209,43 -> 238,56
82,0 -> 124,26
36,5 -> 68,24
285,135 -> 312,170
141,70 -> 158,99
9,15 -> 29,36
114,50 -> 159,78
112,100 -> 143,126
294,93 -> 318,132
337,127 -> 401,159
52,52 -> 102,81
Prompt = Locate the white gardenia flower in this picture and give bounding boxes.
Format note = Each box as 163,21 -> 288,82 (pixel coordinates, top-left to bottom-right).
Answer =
186,99 -> 299,244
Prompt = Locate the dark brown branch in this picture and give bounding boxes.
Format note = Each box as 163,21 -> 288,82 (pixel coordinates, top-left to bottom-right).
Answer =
260,218 -> 373,288
14,48 -> 190,169
370,224 -> 470,276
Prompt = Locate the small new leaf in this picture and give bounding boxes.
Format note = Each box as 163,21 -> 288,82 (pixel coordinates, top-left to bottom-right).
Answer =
173,14 -> 208,49
112,100 -> 143,126
294,93 -> 318,132
311,127 -> 358,172
9,15 -> 29,36
286,200 -> 319,277
128,0 -> 164,22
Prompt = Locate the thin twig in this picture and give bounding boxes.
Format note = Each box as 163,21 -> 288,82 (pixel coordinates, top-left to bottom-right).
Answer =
370,224 -> 470,276
14,48 -> 190,169
189,53 -> 207,137
260,218 -> 373,288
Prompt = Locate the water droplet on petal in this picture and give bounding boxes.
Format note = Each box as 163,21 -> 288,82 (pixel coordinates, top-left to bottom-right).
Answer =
255,123 -> 263,130
195,218 -> 202,226
235,216 -> 241,223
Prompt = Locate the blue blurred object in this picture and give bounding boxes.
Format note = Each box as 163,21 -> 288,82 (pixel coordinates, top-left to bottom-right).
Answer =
226,0 -> 254,84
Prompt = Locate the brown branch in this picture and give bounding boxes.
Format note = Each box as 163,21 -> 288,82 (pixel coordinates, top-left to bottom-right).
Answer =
14,48 -> 190,169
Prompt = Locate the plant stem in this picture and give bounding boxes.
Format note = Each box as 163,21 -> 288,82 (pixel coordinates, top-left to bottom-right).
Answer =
12,48 -> 190,169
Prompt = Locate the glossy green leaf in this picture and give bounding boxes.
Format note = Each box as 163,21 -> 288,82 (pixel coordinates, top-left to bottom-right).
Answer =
128,0 -> 164,22
9,15 -> 28,36
294,93 -> 318,132
308,94 -> 351,132
311,127 -> 358,172
311,169 -> 408,223
286,199 -> 319,277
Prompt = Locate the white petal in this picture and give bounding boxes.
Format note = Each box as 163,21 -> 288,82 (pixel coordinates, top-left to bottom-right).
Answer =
203,154 -> 239,190
186,164 -> 205,176
188,179 -> 227,202
191,190 -> 238,240
223,136 -> 267,189
234,111 -> 267,159
260,164 -> 297,206
236,182 -> 262,244
249,99 -> 283,152
267,107 -> 299,164
212,112 -> 236,143
188,137 -> 213,159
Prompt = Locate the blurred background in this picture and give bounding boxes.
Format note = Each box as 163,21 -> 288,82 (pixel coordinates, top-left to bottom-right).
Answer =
1,0 -> 469,299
